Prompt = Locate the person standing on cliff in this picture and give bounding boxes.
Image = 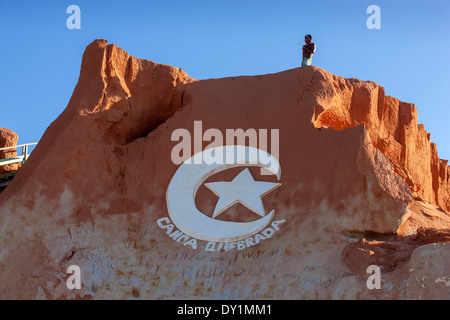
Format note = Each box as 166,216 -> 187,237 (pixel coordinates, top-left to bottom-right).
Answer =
302,34 -> 316,67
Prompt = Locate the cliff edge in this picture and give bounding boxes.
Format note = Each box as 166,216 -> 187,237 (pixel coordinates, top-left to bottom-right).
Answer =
0,40 -> 448,299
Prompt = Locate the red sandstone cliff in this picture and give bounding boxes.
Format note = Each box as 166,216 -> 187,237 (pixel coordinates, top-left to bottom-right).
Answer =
311,74 -> 450,213
0,40 -> 448,300
0,128 -> 19,174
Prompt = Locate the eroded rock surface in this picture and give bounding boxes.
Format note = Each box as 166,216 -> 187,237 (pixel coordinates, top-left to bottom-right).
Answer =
0,128 -> 19,174
0,40 -> 448,299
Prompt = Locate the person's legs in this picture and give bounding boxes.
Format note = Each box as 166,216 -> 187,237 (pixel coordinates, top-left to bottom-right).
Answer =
302,58 -> 312,67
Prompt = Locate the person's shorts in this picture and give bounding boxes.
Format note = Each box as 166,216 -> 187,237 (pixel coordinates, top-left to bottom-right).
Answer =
302,58 -> 312,67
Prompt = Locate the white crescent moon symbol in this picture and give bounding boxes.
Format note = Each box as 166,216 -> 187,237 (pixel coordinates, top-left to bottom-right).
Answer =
166,145 -> 281,242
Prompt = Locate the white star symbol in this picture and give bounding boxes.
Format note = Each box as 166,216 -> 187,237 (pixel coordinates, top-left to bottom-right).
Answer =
204,168 -> 281,219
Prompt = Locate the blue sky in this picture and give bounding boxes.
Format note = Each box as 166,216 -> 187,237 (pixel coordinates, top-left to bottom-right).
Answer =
1,0 -> 449,160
